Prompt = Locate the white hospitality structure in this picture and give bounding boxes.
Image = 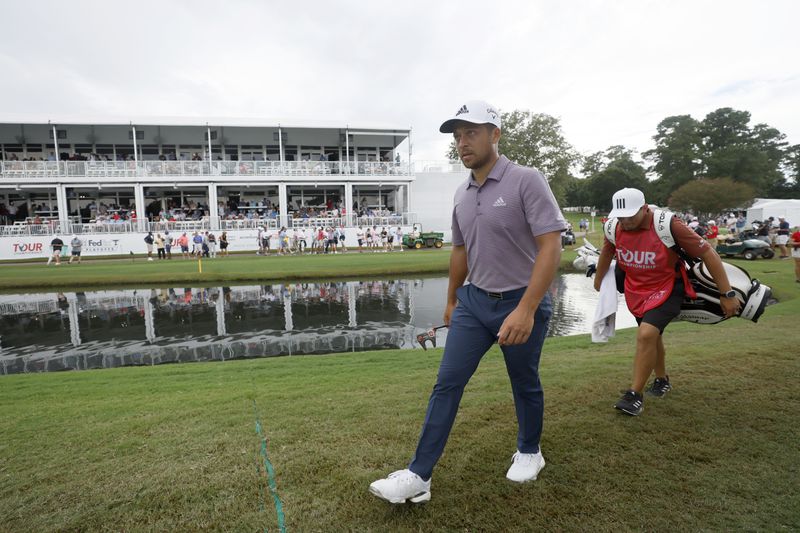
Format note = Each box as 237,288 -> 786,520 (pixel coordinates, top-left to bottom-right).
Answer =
0,117 -> 467,260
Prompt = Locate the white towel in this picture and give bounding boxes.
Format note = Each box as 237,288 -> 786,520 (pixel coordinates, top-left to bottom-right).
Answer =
592,260 -> 619,343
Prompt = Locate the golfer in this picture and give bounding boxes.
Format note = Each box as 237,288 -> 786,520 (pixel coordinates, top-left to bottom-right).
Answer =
593,188 -> 740,416
370,100 -> 566,504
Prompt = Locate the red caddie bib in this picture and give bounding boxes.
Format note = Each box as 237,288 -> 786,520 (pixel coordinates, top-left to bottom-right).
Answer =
615,219 -> 694,317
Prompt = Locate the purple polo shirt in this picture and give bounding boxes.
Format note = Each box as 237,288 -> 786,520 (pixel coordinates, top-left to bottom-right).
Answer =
451,155 -> 566,292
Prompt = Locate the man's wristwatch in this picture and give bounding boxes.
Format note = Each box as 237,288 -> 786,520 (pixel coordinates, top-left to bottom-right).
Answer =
723,290 -> 736,299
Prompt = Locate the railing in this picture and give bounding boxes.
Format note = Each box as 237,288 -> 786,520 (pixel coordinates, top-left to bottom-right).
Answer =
0,222 -> 64,237
146,219 -> 211,233
351,213 -> 418,228
0,212 -> 418,237
412,160 -> 466,173
287,217 -> 347,229
73,222 -> 136,234
287,212 -> 417,229
219,218 -> 279,231
0,160 -> 412,179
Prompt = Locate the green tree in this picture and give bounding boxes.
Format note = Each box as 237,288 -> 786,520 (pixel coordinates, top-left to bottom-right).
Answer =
581,146 -> 648,212
698,108 -> 787,193
771,143 -> 800,198
667,177 -> 756,219
642,115 -> 702,205
445,110 -> 580,203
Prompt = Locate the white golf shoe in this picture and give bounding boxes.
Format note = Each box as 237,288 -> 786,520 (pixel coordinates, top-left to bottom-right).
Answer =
369,469 -> 431,504
506,450 -> 545,483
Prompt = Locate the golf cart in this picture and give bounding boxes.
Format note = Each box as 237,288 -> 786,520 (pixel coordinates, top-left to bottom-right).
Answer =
716,232 -> 774,260
403,223 -> 444,249
561,228 -> 576,246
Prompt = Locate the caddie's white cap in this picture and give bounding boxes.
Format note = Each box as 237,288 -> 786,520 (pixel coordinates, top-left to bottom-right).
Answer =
609,188 -> 646,218
439,100 -> 501,133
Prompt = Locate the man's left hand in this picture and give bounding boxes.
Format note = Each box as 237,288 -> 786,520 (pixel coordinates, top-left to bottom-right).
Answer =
720,296 -> 740,318
497,306 -> 535,346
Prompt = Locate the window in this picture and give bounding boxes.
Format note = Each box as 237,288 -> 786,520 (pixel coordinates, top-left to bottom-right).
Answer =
204,130 -> 218,141
273,131 -> 288,142
49,129 -> 67,140
128,130 -> 145,141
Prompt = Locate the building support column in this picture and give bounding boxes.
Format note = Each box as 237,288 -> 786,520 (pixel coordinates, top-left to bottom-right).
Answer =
406,181 -> 413,225
278,183 -> 288,228
344,183 -> 353,226
55,183 -> 70,231
133,183 -> 146,232
208,183 -> 219,230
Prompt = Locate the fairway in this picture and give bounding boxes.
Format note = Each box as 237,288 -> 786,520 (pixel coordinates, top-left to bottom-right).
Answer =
1,258 -> 798,531
0,249 -> 452,291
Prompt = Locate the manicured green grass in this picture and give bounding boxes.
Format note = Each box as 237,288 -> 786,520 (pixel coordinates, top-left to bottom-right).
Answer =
0,250 -> 452,291
1,257 -> 798,531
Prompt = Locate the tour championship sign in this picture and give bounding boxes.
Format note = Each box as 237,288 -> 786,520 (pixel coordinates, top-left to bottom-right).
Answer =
2,235 -> 126,260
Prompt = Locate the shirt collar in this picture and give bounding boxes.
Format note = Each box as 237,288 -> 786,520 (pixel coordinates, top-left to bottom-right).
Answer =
465,155 -> 510,189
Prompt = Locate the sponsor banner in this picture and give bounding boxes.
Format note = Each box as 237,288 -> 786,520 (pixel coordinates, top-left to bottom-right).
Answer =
0,226 -> 416,261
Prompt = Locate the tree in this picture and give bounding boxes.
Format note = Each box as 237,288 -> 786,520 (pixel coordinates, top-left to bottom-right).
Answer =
642,115 -> 702,205
698,108 -> 787,193
445,110 -> 580,203
771,143 -> 800,198
580,146 -> 648,212
667,177 -> 756,219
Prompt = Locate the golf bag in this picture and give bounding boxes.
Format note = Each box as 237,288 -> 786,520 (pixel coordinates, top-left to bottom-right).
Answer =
678,262 -> 771,324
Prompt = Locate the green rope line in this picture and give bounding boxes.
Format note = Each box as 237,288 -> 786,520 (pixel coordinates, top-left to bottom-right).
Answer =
253,398 -> 287,533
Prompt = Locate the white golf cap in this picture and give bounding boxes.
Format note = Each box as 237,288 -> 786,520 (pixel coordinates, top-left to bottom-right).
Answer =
609,188 -> 646,218
439,100 -> 501,133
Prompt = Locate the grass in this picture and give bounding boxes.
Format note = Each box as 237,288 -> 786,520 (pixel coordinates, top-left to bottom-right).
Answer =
0,258 -> 798,531
0,249 -> 452,291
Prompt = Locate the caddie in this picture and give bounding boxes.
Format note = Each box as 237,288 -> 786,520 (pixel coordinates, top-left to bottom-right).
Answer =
593,188 -> 740,416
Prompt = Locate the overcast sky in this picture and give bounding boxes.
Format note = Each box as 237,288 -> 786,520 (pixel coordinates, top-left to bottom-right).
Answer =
2,0 -> 798,166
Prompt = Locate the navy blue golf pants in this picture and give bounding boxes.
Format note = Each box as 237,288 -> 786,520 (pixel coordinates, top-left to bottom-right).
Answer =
408,283 -> 552,480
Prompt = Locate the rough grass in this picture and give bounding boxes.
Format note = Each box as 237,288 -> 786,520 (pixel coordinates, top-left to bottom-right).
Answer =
1,258 -> 798,531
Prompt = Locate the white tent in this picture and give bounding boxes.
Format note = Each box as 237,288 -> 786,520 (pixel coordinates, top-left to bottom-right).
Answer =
746,198 -> 800,227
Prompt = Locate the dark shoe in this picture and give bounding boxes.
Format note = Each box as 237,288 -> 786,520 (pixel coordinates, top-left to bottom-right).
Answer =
614,390 -> 644,416
646,376 -> 672,398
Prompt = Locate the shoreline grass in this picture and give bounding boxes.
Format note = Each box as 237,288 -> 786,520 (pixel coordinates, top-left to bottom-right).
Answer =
0,248 -> 586,292
0,258 -> 798,531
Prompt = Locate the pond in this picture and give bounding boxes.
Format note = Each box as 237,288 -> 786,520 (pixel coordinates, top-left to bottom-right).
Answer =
0,274 -> 636,375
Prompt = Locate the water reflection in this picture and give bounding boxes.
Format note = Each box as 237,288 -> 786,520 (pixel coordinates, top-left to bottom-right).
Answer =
0,275 -> 635,374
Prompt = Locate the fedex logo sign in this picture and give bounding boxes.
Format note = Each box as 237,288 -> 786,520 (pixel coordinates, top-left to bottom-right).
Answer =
12,242 -> 44,254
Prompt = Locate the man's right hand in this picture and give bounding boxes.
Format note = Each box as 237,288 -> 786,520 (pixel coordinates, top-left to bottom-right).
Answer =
593,277 -> 602,292
443,300 -> 457,326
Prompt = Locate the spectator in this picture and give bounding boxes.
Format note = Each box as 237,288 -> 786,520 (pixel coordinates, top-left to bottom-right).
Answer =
208,232 -> 217,258
69,235 -> 83,264
219,231 -> 229,257
705,220 -> 719,248
164,231 -> 173,259
178,232 -> 190,259
791,226 -> 800,282
776,217 -> 791,259
735,213 -> 746,234
48,235 -> 64,265
144,231 -> 155,261
395,226 -> 404,252
155,233 -> 166,259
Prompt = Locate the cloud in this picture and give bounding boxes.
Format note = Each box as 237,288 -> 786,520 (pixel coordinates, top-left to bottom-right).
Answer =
2,0 -> 799,164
